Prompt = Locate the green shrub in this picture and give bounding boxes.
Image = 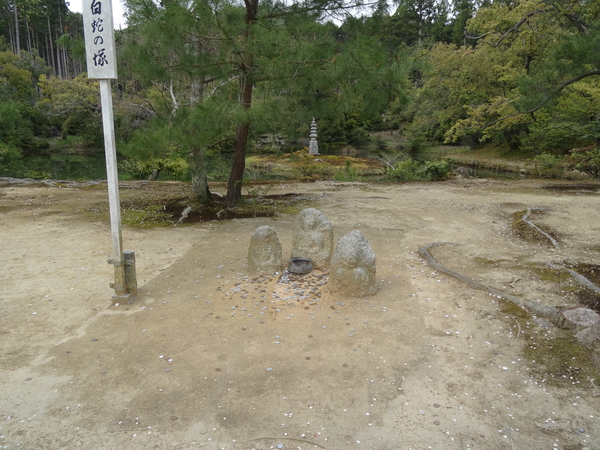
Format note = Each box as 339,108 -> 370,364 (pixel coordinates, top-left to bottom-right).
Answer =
420,159 -> 454,181
374,136 -> 389,152
333,160 -> 359,181
387,158 -> 424,181
118,157 -> 189,180
387,158 -> 454,182
294,152 -> 332,178
24,169 -> 51,180
533,153 -> 565,178
405,136 -> 426,158
568,146 -> 600,178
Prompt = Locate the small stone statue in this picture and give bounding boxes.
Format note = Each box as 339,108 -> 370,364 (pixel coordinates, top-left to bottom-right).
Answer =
330,230 -> 377,297
248,226 -> 282,275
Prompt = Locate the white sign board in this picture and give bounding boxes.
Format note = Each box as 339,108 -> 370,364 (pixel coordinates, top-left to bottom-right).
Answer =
82,0 -> 118,79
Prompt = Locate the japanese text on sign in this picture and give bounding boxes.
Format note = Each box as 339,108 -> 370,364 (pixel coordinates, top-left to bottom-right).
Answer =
83,0 -> 117,79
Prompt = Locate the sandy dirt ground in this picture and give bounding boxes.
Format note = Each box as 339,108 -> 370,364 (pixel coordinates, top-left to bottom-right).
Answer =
1,177 -> 600,450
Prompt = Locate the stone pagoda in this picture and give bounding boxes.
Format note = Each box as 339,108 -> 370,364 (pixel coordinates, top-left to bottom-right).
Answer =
308,118 -> 319,155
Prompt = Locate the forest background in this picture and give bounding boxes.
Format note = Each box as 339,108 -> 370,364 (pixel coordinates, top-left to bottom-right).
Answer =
1,0 -> 599,205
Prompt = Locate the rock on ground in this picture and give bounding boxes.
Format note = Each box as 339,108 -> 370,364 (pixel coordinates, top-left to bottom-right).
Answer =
290,208 -> 333,269
248,225 -> 282,275
330,230 -> 377,297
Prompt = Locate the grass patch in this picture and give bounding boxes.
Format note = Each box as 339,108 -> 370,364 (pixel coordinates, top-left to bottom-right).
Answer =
246,152 -> 386,181
122,205 -> 173,228
523,332 -> 599,388
499,298 -> 600,388
532,266 -> 572,284
84,184 -> 314,228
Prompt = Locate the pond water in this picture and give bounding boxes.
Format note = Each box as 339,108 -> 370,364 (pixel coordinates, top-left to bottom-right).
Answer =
469,167 -> 522,179
2,154 -> 108,180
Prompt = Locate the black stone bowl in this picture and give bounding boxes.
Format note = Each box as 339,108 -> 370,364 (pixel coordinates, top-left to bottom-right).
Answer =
289,257 -> 313,274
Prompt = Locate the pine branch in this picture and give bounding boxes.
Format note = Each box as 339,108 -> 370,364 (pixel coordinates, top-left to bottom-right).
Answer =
482,69 -> 600,129
466,8 -> 552,46
492,8 -> 550,47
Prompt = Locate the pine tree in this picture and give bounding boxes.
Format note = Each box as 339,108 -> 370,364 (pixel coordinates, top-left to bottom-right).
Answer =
124,0 -> 406,206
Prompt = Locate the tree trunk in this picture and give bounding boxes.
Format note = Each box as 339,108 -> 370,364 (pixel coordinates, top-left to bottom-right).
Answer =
189,148 -> 211,204
14,2 -> 20,54
55,29 -> 62,78
25,15 -> 31,52
47,15 -> 55,75
58,10 -> 68,78
8,22 -> 15,54
224,0 -> 257,208
225,79 -> 253,207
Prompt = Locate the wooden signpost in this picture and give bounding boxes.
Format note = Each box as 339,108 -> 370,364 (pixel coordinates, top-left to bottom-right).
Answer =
83,0 -> 137,303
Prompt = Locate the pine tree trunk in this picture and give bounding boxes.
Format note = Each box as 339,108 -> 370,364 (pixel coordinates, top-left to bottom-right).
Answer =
225,78 -> 253,207
189,148 -> 211,204
224,0 -> 257,208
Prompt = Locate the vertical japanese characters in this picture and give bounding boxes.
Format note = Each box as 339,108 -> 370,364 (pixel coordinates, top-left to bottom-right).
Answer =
83,0 -> 117,79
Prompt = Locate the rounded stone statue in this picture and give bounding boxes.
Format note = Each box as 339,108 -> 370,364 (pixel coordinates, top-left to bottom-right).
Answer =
330,230 -> 377,297
290,208 -> 333,269
248,226 -> 282,275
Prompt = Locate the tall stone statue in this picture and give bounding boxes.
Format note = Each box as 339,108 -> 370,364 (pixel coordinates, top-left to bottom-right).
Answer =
308,118 -> 319,155
291,208 -> 333,269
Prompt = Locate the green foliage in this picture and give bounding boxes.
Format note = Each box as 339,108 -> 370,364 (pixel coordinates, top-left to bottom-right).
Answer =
387,158 -> 424,181
395,0 -> 600,155
374,136 -> 389,152
0,142 -> 22,174
387,0 -> 451,47
118,157 -> 189,180
333,160 -> 360,181
23,170 -> 51,180
420,158 -> 454,180
294,151 -> 333,178
0,51 -> 38,102
535,146 -> 600,179
36,74 -> 103,147
387,157 -> 453,181
206,157 -> 232,181
0,102 -> 19,138
405,134 -> 426,158
533,153 -> 565,178
569,146 -> 600,178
